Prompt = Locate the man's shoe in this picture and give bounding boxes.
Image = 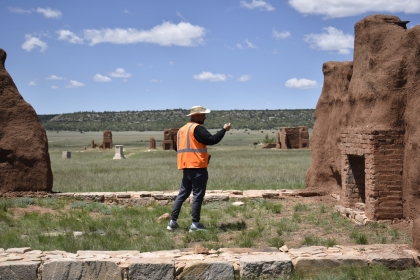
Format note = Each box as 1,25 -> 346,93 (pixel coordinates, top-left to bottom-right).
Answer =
167,222 -> 179,231
189,223 -> 206,232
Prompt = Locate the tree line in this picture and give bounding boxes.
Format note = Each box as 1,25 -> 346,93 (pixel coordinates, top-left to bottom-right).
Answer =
38,109 -> 315,132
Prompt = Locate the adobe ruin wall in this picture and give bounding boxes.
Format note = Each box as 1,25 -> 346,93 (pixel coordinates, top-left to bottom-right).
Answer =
305,15 -> 420,220
0,49 -> 53,193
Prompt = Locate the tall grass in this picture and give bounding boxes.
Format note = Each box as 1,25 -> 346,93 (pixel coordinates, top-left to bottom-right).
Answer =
49,133 -> 311,192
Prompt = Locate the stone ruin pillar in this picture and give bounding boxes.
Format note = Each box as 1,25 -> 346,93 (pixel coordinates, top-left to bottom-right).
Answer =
98,130 -> 113,149
62,151 -> 71,159
149,137 -> 156,149
113,145 -> 125,159
275,131 -> 281,149
162,128 -> 179,150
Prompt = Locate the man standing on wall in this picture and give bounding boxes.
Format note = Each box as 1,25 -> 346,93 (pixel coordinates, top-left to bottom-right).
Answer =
167,105 -> 231,232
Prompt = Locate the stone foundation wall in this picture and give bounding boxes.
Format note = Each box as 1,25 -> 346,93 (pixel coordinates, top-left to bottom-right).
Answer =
340,129 -> 404,220
0,244 -> 416,280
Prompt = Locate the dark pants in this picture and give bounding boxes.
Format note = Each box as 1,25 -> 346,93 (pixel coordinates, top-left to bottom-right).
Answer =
171,168 -> 208,223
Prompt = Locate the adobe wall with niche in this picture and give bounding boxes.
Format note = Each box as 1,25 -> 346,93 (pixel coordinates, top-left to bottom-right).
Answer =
306,14 -> 420,221
341,129 -> 404,220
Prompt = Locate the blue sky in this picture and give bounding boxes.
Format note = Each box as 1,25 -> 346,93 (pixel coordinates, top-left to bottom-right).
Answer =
2,1 -> 420,114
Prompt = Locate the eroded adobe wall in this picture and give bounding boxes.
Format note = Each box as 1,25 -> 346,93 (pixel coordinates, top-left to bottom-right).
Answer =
305,61 -> 353,194
0,49 -> 53,193
306,15 -> 420,218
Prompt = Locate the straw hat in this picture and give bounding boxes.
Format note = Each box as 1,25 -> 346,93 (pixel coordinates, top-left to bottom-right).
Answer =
186,105 -> 211,116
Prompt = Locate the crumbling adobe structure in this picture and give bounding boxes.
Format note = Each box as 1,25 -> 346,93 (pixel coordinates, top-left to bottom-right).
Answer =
0,48 -> 53,193
162,128 -> 179,150
281,127 -> 309,149
91,139 -> 97,148
305,15 -> 420,230
276,131 -> 281,149
149,137 -> 156,149
99,130 -> 113,149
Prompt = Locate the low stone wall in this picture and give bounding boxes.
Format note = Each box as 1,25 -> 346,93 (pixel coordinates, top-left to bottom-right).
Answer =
0,244 -> 417,279
47,189 -> 305,206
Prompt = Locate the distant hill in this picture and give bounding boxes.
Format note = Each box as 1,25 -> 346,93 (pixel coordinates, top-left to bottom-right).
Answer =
37,109 -> 315,131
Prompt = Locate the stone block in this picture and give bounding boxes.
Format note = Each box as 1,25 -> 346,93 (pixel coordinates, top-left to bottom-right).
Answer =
128,258 -> 174,280
366,252 -> 415,269
293,255 -> 368,276
42,260 -> 122,280
113,145 -> 125,159
62,151 -> 71,159
0,261 -> 39,280
239,253 -> 292,279
177,260 -> 233,280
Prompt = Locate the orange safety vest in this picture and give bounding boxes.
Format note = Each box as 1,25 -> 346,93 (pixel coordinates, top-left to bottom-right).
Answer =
177,122 -> 208,169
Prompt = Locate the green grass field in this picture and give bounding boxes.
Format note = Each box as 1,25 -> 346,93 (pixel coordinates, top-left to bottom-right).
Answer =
1,130 -> 418,279
47,130 -> 310,192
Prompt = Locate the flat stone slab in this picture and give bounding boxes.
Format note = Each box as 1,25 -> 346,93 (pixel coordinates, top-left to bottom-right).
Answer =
6,248 -> 32,254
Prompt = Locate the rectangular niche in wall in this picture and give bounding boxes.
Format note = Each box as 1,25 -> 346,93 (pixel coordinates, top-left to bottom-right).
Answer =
346,155 -> 365,204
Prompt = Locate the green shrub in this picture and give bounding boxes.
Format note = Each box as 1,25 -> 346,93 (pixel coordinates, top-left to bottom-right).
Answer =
268,236 -> 285,248
350,230 -> 368,245
293,203 -> 309,212
14,197 -> 35,208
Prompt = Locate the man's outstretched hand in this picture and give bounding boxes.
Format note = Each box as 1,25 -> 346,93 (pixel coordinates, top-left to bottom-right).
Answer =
224,122 -> 231,131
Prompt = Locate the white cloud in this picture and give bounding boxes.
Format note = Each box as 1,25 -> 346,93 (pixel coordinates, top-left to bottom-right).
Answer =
304,27 -> 354,54
169,61 -> 174,65
65,80 -> 85,88
151,79 -> 163,83
21,35 -> 47,52
288,0 -> 420,18
51,85 -> 58,89
240,0 -> 275,11
245,39 -> 257,48
110,68 -> 132,78
237,43 -> 244,49
56,30 -> 83,44
285,78 -> 317,89
238,75 -> 251,82
9,7 -> 32,14
46,75 -> 65,80
193,71 -> 227,82
273,29 -> 290,39
28,80 -> 37,86
37,7 -> 62,19
94,74 -> 112,82
83,21 -> 206,46
123,10 -> 130,14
